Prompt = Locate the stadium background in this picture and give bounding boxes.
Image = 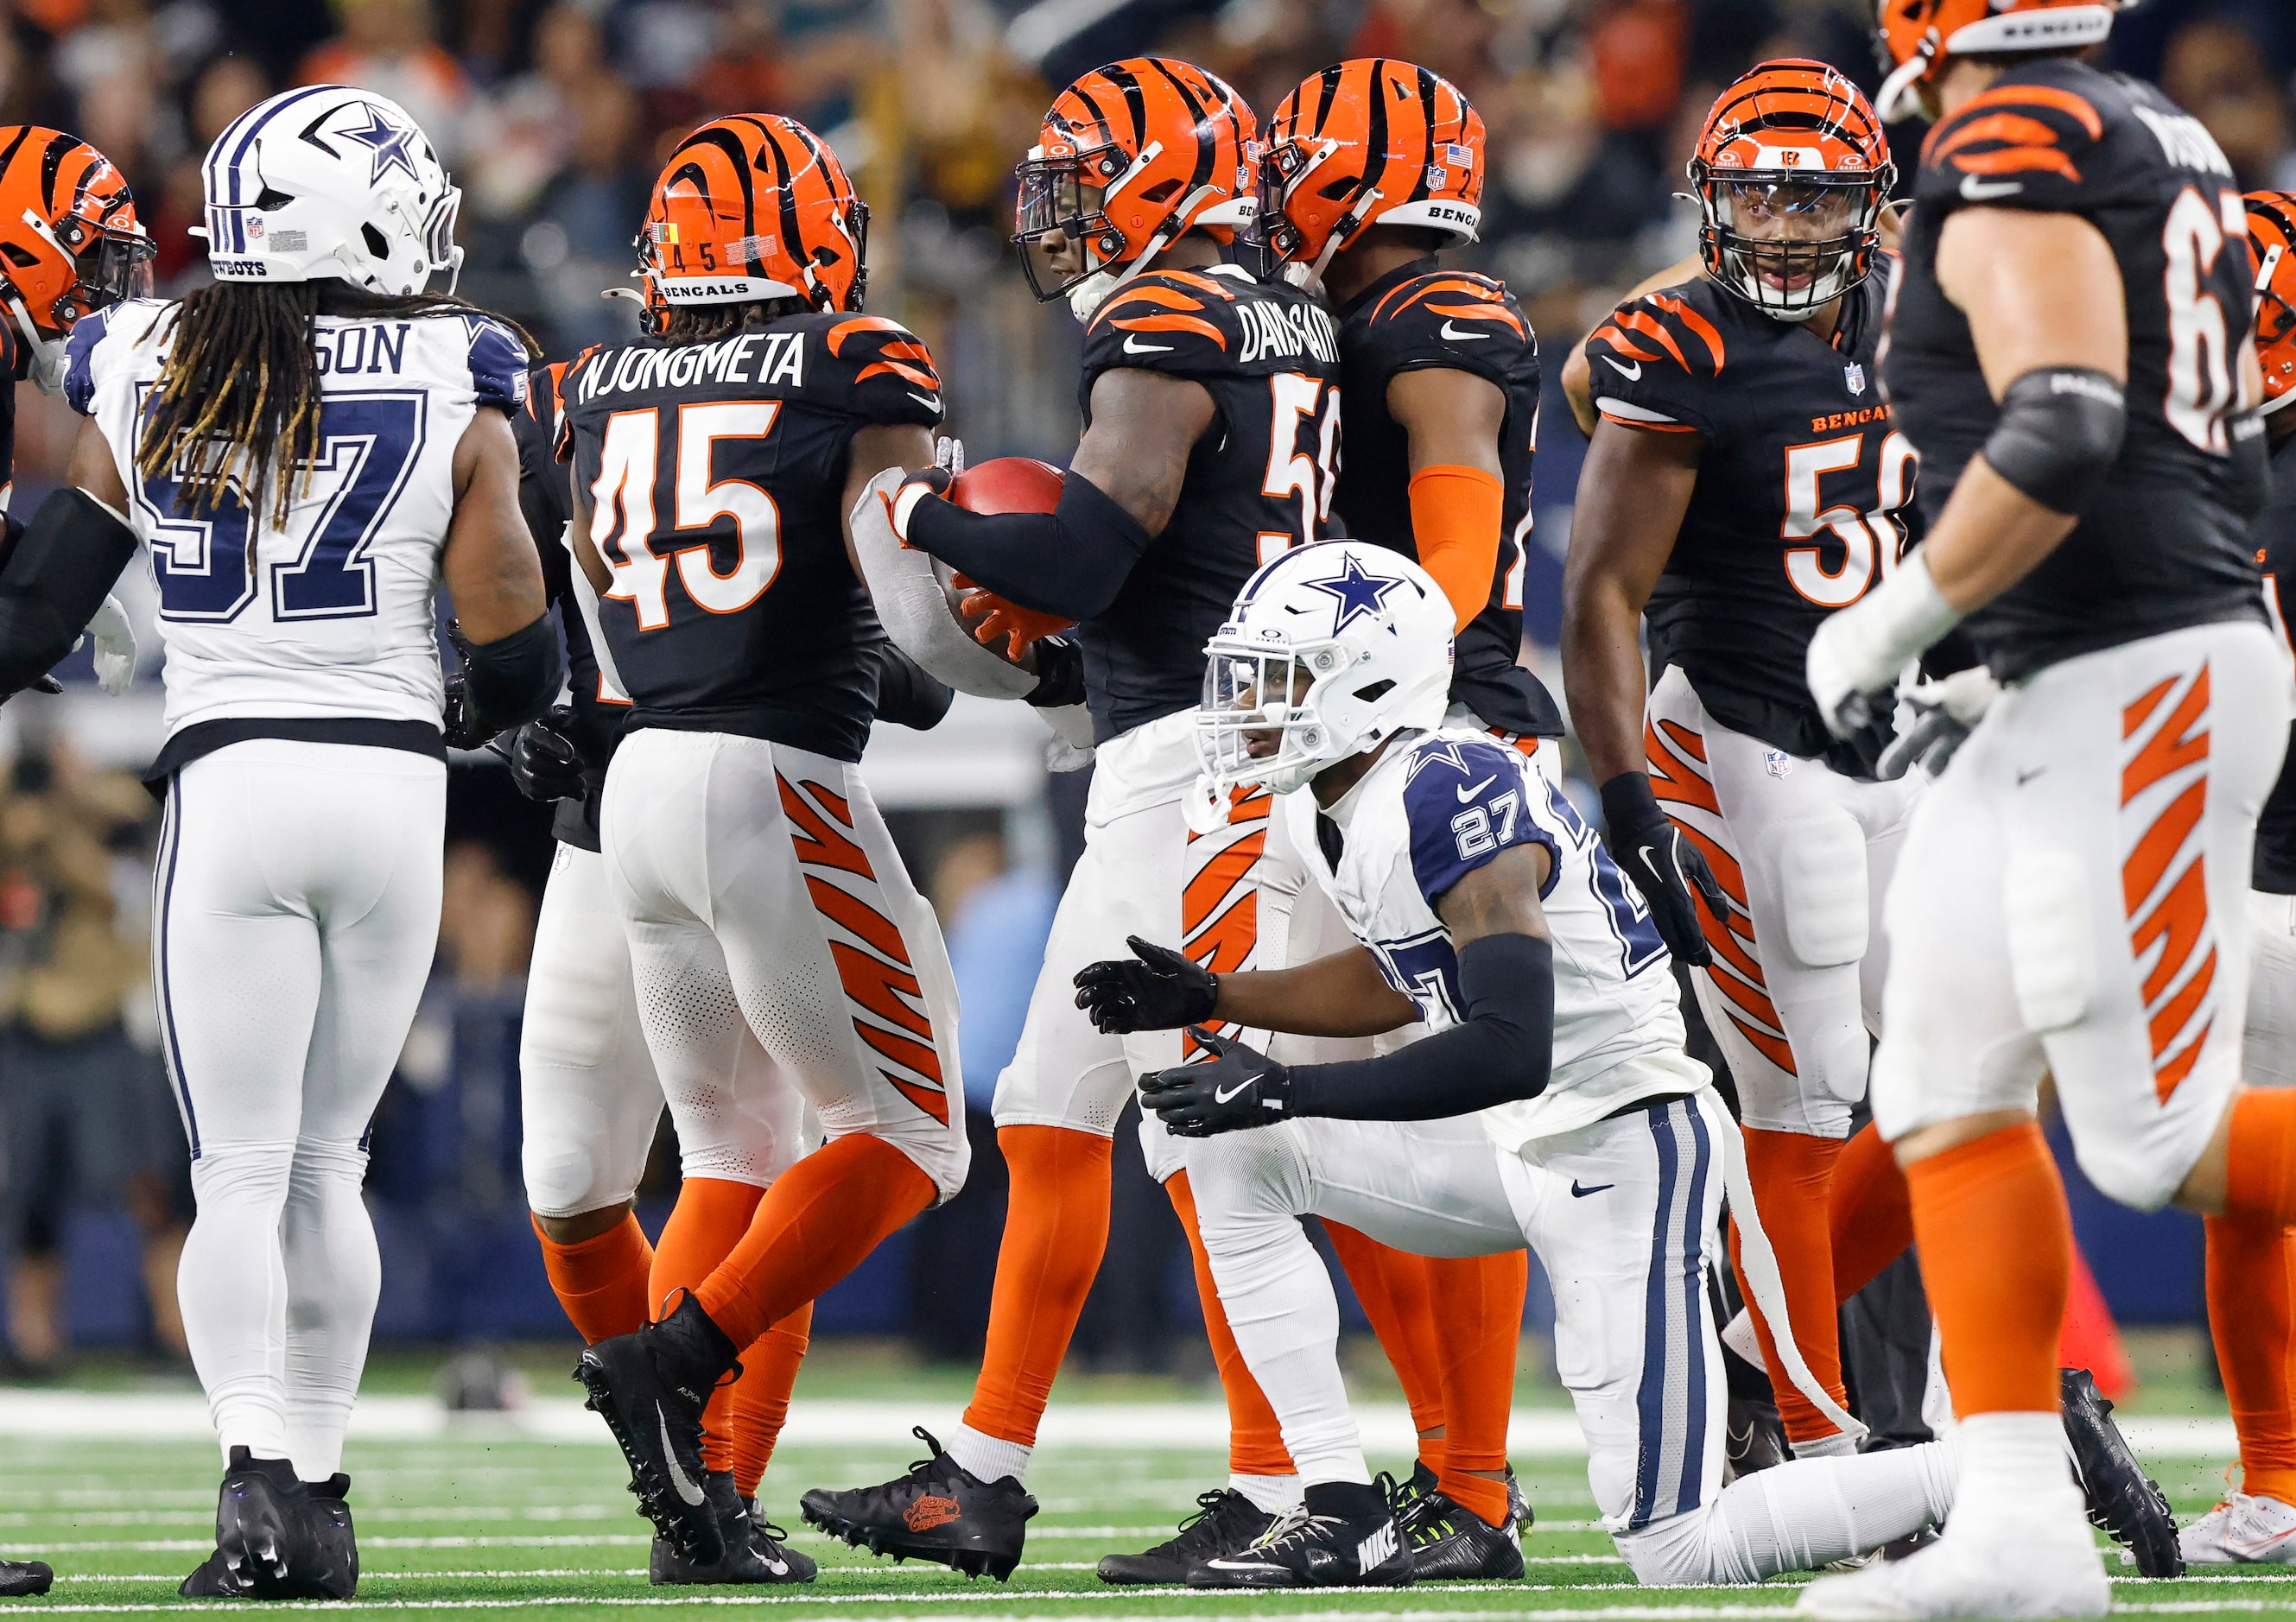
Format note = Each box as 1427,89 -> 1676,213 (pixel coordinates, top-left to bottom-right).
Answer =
0,0 -> 2288,1388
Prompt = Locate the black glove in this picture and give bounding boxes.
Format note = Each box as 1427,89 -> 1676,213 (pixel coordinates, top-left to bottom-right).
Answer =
492,706 -> 586,801
1026,634 -> 1085,710
1074,935 -> 1218,1033
442,622 -> 504,751
1138,1027 -> 1292,1137
1599,771 -> 1726,967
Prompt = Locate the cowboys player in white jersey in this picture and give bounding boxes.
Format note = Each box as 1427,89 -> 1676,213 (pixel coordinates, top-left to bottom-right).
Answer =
1076,541 -> 2163,1587
0,86 -> 555,1596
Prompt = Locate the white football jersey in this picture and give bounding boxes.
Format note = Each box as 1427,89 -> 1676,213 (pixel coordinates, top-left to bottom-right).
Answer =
1284,726 -> 1709,1146
67,298 -> 529,739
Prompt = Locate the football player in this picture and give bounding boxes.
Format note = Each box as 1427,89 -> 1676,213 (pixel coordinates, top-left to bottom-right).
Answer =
0,87 -> 560,1595
0,124 -> 156,1600
1075,541 -> 2165,1588
1799,0 -> 2284,1612
1557,62 -> 1916,1463
2179,190 -> 2296,1566
556,115 -> 968,1568
1241,57 -> 1562,1576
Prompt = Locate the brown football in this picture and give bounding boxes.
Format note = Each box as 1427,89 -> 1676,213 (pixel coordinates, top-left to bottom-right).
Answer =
948,456 -> 1065,515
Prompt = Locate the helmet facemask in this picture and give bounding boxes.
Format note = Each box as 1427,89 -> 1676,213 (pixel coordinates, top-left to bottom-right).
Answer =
1014,140 -> 1149,303
2256,239 -> 2296,417
1198,639 -> 1368,795
1692,168 -> 1887,320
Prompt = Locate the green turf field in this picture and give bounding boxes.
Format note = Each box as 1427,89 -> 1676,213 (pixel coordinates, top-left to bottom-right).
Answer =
1,1418 -> 2293,1620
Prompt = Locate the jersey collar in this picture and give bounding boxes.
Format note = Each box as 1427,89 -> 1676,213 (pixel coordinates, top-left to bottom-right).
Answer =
1338,256 -> 1443,321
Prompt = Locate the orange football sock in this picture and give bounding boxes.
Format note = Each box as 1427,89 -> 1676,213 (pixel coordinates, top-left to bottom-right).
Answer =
1167,1169 -> 1294,1478
2207,1213 -> 2296,1504
1905,1122 -> 2068,1416
531,1210 -> 654,1344
1731,1128 -> 1849,1445
1323,1222 -> 1446,1463
654,1178 -> 765,1472
1426,1251 -> 1525,1529
961,1126 -> 1113,1447
695,1135 -> 933,1351
1830,1121 -> 1916,1303
2229,1090 -> 2296,1227
730,1302 -> 813,1500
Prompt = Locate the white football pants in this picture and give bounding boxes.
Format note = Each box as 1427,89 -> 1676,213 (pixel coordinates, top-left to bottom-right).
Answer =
156,740 -> 444,1480
1184,1088 -> 1956,1582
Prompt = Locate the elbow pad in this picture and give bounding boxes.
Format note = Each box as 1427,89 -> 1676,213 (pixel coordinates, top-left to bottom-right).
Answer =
1980,367 -> 2125,515
903,470 -> 1151,624
872,643 -> 956,732
0,488 -> 139,691
460,614 -> 563,736
2228,411 -> 2272,523
1457,932 -> 1555,1101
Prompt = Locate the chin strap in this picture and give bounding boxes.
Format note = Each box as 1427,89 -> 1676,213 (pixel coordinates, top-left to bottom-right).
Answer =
2,295 -> 61,396
1875,33 -> 1938,124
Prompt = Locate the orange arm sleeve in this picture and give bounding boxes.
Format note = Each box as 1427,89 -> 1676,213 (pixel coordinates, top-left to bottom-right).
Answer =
1406,465 -> 1505,634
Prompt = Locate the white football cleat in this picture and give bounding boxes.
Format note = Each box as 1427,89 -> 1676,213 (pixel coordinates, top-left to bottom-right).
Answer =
1796,1522 -> 2109,1621
2178,1492 -> 2296,1565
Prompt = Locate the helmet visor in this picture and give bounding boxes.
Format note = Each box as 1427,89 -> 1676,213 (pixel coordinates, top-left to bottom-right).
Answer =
1013,148 -> 1116,301
78,224 -> 154,308
1196,643 -> 1333,791
1702,173 -> 1881,316
1241,142 -> 1310,268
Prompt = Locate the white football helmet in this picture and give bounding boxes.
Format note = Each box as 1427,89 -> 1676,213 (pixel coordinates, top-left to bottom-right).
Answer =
197,86 -> 462,296
1198,541 -> 1455,795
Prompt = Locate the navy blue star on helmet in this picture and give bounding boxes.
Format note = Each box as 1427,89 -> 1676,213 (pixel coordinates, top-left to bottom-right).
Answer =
1302,553 -> 1405,631
339,102 -> 423,187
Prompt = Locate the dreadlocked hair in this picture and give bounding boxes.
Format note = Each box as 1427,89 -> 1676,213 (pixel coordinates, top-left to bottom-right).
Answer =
661,296 -> 816,345
136,283 -> 538,531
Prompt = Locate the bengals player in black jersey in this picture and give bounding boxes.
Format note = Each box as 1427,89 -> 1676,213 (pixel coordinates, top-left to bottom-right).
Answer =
1236,56 -> 1552,1581
555,114 -> 973,1571
1797,0 -> 2278,1613
1557,60 -> 1916,1476
2177,191 -> 2296,1569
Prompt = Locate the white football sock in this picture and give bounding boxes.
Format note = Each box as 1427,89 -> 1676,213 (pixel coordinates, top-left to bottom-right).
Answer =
1232,1472 -> 1304,1514
946,1423 -> 1032,1486
1950,1410 -> 2084,1533
180,1142 -> 297,1467
280,1138 -> 382,1481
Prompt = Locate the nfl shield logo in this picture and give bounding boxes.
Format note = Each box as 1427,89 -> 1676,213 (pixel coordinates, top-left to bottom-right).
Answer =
1845,363 -> 1867,396
1765,751 -> 1793,779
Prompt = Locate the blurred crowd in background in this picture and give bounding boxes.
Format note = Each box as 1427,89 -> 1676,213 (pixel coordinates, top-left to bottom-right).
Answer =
0,0 -> 2291,1379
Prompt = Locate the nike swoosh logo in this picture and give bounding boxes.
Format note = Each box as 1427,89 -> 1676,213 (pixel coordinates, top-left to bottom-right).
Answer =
1456,775 -> 1496,801
762,1553 -> 789,1575
1602,356 -> 1641,381
1213,1078 -> 1253,1104
1570,1180 -> 1614,1197
1960,174 -> 2024,201
658,1407 -> 706,1505
907,392 -> 941,411
1637,843 -> 1661,874
1123,335 -> 1174,355
2017,766 -> 2046,785
1438,320 -> 1488,342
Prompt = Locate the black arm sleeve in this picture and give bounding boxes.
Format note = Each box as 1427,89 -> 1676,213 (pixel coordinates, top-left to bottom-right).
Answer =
1284,933 -> 1555,1122
901,470 -> 1152,622
461,614 -> 563,737
0,488 -> 139,692
872,643 -> 955,731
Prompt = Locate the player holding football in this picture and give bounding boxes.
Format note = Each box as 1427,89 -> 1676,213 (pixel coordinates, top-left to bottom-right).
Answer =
558,115 -> 969,1569
1798,0 -> 2289,1612
1558,62 -> 1917,1464
0,124 -> 155,1600
2176,191 -> 2296,1566
0,88 -> 560,1595
1239,57 -> 1560,1577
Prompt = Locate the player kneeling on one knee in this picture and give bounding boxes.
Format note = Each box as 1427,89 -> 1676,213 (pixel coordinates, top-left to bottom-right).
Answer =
1077,541 -> 1970,1587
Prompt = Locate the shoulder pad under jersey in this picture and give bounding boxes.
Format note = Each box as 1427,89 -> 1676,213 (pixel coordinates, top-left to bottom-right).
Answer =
1350,270 -> 1533,390
1584,279 -> 1733,437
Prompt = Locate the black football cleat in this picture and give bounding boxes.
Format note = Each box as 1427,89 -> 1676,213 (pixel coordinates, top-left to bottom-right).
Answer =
574,1292 -> 742,1566
0,1561 -> 49,1598
650,1472 -> 815,1585
1189,1477 -> 1415,1589
2061,1366 -> 2183,1578
799,1427 -> 1037,1581
1399,1483 -> 1523,1581
180,1448 -> 299,1598
743,1498 -> 817,1584
297,1473 -> 359,1599
1724,1393 -> 1789,1483
1098,1488 -> 1275,1585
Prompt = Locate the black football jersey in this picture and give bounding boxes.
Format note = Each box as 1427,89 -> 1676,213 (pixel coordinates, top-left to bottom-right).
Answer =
561,311 -> 941,762
1885,57 -> 2262,681
2254,434 -> 2296,892
1589,269 -> 1914,763
0,321 -> 21,521
1334,261 -> 1562,739
1077,263 -> 1341,739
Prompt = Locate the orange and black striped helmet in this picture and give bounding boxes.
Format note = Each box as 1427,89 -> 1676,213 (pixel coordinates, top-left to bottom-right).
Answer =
1253,60 -> 1483,285
2249,192 -> 2296,418
1012,58 -> 1254,309
1688,61 -> 1892,323
0,127 -> 150,363
637,115 -> 868,334
1875,0 -> 2126,123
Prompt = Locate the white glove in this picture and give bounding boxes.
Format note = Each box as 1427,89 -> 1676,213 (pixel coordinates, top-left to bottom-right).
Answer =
934,435 -> 965,478
86,593 -> 136,696
1876,665 -> 1999,781
848,466 -> 1037,700
1807,550 -> 1962,738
